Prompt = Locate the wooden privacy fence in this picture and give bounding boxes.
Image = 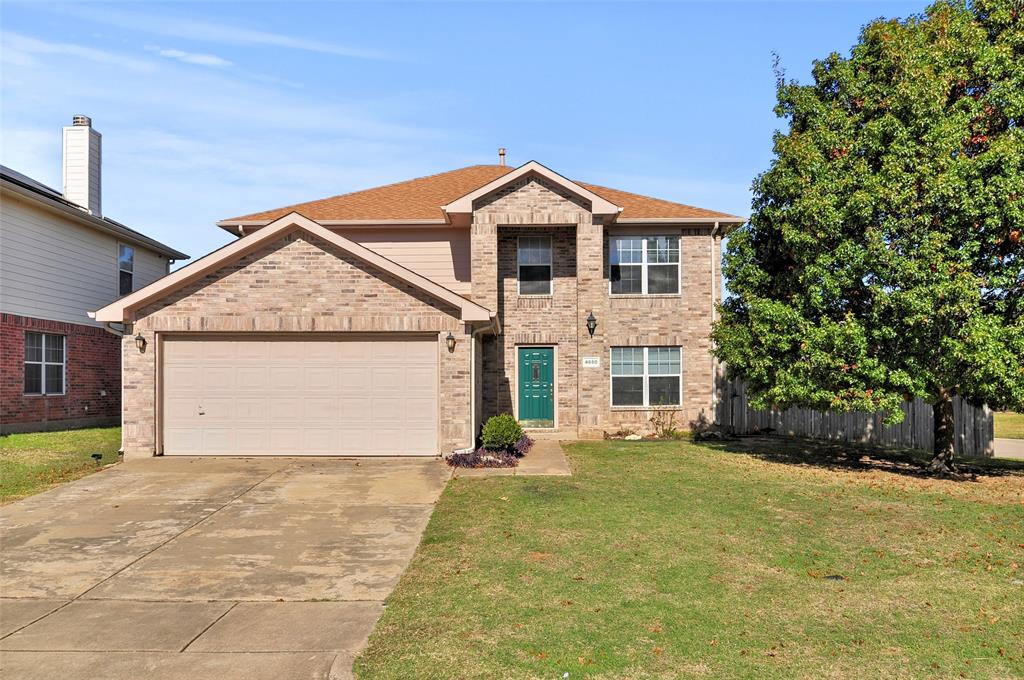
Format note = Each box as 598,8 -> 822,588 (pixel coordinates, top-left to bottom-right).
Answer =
717,380 -> 994,458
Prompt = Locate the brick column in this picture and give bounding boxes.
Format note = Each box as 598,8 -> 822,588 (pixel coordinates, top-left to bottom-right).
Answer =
470,221 -> 498,313
575,218 -> 607,437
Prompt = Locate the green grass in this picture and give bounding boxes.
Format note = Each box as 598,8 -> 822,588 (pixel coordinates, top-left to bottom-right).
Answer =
995,412 -> 1024,439
356,438 -> 1024,680
0,427 -> 122,503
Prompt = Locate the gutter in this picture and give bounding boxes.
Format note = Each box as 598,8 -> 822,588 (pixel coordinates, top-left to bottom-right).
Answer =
2,179 -> 189,260
710,222 -> 720,418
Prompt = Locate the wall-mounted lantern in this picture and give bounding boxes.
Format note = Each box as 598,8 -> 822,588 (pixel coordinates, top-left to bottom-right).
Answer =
586,312 -> 597,338
445,332 -> 457,353
135,331 -> 147,353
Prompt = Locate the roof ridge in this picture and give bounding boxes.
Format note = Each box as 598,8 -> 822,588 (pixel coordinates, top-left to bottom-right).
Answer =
223,164 -> 510,223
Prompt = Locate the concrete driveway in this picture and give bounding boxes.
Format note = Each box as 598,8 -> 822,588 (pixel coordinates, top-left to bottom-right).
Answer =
994,438 -> 1024,460
0,456 -> 451,680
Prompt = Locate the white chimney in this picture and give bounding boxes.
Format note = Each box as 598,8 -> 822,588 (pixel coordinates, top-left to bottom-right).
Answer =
62,115 -> 102,216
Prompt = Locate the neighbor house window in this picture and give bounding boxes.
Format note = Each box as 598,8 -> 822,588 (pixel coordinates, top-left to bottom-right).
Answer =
119,244 -> 134,296
24,332 -> 65,395
610,347 -> 681,407
610,235 -> 679,295
518,236 -> 552,295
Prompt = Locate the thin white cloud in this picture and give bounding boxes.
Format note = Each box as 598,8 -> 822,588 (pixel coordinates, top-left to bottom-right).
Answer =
1,32 -> 154,72
0,25 -> 451,260
146,45 -> 233,68
62,6 -> 397,61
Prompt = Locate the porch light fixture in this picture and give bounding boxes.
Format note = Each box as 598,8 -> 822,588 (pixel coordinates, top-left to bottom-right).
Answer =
586,312 -> 598,338
445,332 -> 456,353
134,331 -> 147,353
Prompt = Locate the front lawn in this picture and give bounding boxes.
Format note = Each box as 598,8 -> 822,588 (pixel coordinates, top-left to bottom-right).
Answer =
0,427 -> 121,504
995,412 -> 1024,439
356,438 -> 1024,679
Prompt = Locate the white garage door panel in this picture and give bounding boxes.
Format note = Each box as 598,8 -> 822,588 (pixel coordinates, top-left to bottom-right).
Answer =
162,336 -> 438,456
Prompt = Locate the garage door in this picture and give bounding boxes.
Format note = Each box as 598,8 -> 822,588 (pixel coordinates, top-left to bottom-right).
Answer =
162,336 -> 438,456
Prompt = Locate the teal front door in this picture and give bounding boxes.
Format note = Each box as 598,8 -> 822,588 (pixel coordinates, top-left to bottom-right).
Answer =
518,347 -> 554,427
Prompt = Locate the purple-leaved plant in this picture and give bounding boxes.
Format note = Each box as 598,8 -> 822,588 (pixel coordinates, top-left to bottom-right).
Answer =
513,434 -> 534,457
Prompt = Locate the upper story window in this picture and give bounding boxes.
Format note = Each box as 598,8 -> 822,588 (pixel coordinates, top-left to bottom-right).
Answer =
610,346 -> 681,407
610,235 -> 679,295
119,244 -> 134,296
25,332 -> 66,395
518,236 -> 552,295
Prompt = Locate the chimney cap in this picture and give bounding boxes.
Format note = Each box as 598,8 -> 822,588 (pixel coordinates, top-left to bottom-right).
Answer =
72,115 -> 92,127
498,147 -> 506,166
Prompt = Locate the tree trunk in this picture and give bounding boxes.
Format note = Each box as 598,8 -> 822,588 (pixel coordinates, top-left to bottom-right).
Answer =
929,389 -> 957,474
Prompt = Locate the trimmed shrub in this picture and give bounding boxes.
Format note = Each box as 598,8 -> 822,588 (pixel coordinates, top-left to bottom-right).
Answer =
481,414 -> 523,451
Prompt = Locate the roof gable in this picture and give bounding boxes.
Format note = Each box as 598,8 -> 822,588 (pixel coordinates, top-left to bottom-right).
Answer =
442,161 -> 621,216
94,213 -> 492,323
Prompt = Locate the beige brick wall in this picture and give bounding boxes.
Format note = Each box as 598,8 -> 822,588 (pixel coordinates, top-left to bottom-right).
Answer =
473,176 -> 592,438
482,226 -> 579,436
474,176 -> 720,439
588,228 -> 719,436
122,231 -> 472,458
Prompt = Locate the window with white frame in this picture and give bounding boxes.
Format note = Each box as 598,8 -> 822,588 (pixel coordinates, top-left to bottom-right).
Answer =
610,347 -> 681,407
518,235 -> 552,295
24,332 -> 66,395
610,235 -> 680,295
119,244 -> 134,296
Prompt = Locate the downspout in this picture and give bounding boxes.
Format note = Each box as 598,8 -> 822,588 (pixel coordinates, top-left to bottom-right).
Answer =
465,314 -> 500,452
88,311 -> 131,455
710,222 -> 719,420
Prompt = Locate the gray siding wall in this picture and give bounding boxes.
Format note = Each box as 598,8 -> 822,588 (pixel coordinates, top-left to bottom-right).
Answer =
0,194 -> 170,326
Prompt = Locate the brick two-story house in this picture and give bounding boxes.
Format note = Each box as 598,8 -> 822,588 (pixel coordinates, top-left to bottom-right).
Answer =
94,160 -> 743,458
1,117 -> 187,434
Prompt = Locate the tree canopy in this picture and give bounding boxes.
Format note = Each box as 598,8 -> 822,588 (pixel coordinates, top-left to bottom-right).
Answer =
712,0 -> 1024,470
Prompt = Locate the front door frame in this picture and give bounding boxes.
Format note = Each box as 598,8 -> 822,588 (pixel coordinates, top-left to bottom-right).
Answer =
515,344 -> 557,430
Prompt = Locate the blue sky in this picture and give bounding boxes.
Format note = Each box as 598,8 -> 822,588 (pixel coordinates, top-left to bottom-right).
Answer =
2,1 -> 921,261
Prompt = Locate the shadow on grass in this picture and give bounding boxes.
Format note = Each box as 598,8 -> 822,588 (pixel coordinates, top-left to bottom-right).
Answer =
698,435 -> 1024,481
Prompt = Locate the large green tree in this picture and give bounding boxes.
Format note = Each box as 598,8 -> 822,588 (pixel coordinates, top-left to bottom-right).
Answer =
713,0 -> 1023,473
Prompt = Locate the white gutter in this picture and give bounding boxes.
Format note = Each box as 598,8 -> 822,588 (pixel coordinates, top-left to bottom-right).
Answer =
710,222 -> 719,418
2,180 -> 188,260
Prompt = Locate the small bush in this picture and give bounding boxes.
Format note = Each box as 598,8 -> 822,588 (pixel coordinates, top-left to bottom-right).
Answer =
650,409 -> 687,440
481,414 -> 523,450
446,447 -> 517,468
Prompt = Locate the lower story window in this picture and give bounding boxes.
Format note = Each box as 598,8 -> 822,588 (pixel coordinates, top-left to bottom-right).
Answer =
25,332 -> 66,395
610,346 -> 681,407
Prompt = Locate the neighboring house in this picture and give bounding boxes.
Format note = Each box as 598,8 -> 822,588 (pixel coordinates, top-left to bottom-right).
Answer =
1,116 -> 188,434
95,159 -> 743,458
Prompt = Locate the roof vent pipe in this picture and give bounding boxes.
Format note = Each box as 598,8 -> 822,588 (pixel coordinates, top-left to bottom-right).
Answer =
498,148 -> 506,166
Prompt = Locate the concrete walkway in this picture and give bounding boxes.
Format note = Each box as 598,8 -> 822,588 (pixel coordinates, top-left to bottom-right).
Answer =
452,440 -> 572,478
0,456 -> 451,680
994,438 -> 1024,460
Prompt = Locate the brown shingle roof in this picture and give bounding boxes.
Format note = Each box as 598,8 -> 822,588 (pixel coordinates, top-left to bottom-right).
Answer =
220,164 -> 741,224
